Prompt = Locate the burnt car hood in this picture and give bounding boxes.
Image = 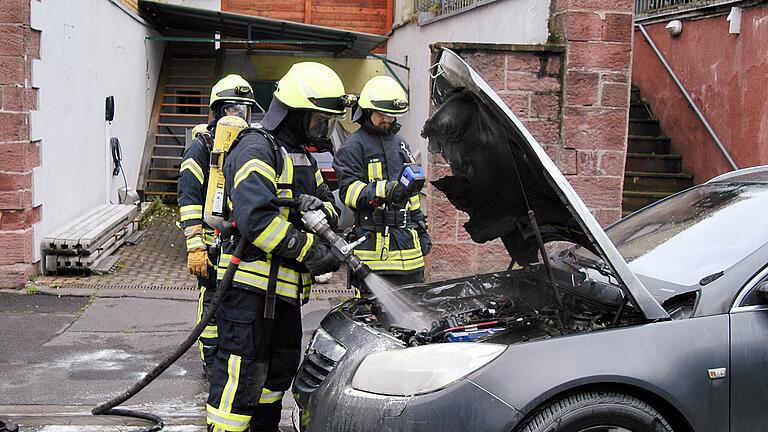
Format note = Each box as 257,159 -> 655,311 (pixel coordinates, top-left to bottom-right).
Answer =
422,48 -> 668,321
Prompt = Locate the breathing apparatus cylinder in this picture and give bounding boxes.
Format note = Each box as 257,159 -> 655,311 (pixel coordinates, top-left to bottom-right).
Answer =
204,115 -> 249,230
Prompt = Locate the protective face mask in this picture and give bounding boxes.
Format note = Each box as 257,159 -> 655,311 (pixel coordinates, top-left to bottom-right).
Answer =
305,111 -> 335,151
221,103 -> 250,121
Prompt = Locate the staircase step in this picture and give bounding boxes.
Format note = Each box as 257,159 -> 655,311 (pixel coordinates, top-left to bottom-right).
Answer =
163,93 -> 210,98
627,135 -> 670,154
154,144 -> 186,150
146,179 -> 179,184
159,113 -> 209,118
149,167 -> 180,172
158,123 -> 198,128
630,103 -> 653,120
156,133 -> 186,138
624,171 -> 693,193
162,103 -> 209,108
622,190 -> 673,213
629,119 -> 660,136
151,155 -> 183,161
625,153 -> 682,172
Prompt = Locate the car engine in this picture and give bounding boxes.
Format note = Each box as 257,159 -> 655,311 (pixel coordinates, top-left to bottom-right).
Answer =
346,266 -> 643,347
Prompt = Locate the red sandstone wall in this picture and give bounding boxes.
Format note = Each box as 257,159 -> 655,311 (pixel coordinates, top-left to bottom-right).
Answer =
0,0 -> 40,288
632,3 -> 768,182
425,0 -> 635,282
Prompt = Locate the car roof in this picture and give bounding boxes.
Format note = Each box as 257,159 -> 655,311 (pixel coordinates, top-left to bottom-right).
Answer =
707,165 -> 768,183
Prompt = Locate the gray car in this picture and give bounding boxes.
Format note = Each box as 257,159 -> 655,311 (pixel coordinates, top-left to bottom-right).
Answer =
291,48 -> 768,432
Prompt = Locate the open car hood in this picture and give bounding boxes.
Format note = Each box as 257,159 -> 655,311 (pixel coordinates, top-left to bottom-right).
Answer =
422,48 -> 668,321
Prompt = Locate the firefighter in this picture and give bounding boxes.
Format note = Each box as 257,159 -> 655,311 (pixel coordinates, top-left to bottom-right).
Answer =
206,62 -> 345,432
333,75 -> 432,296
178,74 -> 256,377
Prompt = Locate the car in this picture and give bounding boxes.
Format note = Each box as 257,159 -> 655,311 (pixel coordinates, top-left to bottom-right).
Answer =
290,47 -> 768,432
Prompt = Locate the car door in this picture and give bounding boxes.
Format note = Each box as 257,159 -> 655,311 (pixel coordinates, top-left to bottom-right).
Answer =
729,265 -> 768,430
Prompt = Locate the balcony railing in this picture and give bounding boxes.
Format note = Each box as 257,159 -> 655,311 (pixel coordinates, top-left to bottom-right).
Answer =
635,0 -> 706,14
415,0 -> 496,22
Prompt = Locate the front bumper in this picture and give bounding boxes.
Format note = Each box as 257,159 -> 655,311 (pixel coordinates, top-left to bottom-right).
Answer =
292,306 -> 523,432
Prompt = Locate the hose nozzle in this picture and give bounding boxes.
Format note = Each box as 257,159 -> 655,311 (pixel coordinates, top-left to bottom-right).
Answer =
301,209 -> 371,279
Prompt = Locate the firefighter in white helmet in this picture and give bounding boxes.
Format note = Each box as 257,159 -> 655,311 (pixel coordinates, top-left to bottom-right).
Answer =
178,74 -> 256,378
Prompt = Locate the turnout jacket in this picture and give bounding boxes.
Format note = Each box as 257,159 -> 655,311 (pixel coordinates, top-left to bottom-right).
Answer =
218,128 -> 339,304
178,126 -> 215,251
333,123 -> 428,274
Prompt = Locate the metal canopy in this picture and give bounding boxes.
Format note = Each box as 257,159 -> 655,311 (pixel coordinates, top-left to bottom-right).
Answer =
139,0 -> 386,57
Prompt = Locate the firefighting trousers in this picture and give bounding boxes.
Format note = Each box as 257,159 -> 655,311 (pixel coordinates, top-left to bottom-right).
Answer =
206,287 -> 302,432
197,264 -> 218,366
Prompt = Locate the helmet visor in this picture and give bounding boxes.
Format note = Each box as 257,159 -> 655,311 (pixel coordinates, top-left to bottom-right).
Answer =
221,103 -> 251,121
307,111 -> 334,140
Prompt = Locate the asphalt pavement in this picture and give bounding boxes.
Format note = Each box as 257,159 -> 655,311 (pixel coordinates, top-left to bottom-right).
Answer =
0,282 -> 346,432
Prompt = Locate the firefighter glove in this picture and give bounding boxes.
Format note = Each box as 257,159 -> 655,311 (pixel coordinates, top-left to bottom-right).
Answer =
385,181 -> 408,208
303,243 -> 342,276
297,194 -> 324,212
188,249 -> 212,277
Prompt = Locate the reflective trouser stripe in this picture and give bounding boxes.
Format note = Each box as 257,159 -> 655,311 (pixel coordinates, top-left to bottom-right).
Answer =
344,180 -> 366,208
206,403 -> 251,432
206,355 -> 251,431
180,204 -> 203,222
259,388 -> 284,404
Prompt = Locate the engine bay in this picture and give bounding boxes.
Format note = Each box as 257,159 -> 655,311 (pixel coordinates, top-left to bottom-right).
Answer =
345,265 -> 645,347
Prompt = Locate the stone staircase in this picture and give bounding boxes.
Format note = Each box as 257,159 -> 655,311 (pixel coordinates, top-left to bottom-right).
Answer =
622,86 -> 693,216
139,45 -> 217,203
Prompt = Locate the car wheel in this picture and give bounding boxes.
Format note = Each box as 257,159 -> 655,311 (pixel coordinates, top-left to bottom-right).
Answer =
517,391 -> 673,432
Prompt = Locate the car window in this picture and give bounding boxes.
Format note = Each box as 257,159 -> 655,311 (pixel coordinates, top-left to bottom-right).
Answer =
605,183 -> 768,286
738,274 -> 768,308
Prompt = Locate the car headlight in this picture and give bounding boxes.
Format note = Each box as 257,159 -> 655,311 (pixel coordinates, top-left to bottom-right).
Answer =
351,343 -> 506,396
307,328 -> 346,362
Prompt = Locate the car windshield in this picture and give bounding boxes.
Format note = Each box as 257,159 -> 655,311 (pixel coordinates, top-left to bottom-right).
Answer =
596,182 -> 768,286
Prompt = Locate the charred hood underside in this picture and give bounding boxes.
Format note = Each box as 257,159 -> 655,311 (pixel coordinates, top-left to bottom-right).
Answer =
421,88 -> 596,265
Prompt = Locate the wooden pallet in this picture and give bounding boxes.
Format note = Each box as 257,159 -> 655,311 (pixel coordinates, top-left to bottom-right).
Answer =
43,204 -> 139,273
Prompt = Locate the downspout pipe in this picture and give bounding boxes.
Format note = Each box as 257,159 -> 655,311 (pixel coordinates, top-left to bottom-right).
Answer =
637,24 -> 738,171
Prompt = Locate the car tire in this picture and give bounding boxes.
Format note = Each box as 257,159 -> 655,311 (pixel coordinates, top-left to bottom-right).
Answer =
517,391 -> 673,432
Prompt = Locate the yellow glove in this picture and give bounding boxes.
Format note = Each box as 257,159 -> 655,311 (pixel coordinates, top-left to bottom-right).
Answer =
187,249 -> 212,277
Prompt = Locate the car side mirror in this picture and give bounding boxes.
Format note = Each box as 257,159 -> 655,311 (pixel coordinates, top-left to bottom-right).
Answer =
757,281 -> 768,302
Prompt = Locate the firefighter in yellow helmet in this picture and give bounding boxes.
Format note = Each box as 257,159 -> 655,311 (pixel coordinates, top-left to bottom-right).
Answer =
206,62 -> 347,432
333,75 -> 431,297
178,74 -> 255,378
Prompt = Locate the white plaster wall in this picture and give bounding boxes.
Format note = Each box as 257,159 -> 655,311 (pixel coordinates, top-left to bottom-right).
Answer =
30,0 -> 165,262
387,0 -> 551,165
